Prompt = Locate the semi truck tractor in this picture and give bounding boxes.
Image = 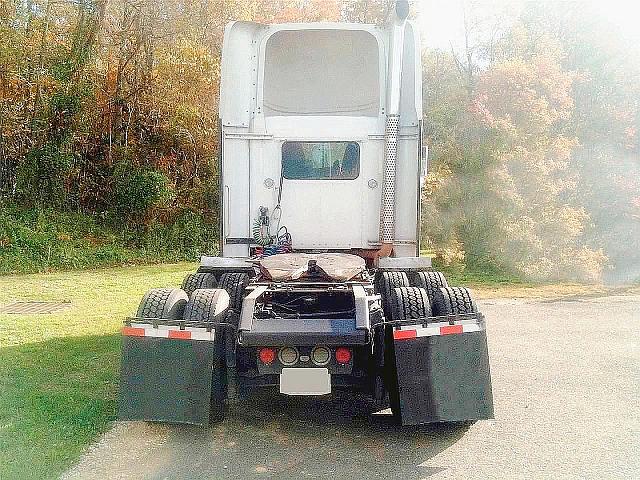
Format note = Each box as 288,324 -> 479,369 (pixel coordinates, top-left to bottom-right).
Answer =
119,1 -> 494,426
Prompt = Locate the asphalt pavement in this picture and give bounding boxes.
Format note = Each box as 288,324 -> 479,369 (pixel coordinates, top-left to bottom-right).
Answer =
63,294 -> 640,479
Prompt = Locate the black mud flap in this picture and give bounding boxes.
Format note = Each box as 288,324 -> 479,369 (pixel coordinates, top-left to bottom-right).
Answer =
119,334 -> 223,425
390,323 -> 494,425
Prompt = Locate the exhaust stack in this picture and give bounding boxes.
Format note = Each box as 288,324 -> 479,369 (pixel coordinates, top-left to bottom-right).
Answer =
378,0 -> 409,257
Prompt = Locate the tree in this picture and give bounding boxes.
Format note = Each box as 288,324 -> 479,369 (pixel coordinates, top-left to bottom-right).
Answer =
422,2 -> 609,281
514,1 -> 640,282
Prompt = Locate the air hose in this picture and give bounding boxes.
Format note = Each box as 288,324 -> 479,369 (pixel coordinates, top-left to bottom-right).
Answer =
262,226 -> 292,256
252,163 -> 292,255
252,206 -> 273,246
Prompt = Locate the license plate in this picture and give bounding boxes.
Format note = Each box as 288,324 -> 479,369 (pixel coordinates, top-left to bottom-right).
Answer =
280,368 -> 331,395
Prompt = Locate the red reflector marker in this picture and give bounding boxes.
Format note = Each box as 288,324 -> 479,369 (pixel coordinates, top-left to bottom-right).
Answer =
168,330 -> 191,340
259,347 -> 276,364
335,347 -> 352,364
122,326 -> 145,337
393,329 -> 418,340
440,325 -> 463,335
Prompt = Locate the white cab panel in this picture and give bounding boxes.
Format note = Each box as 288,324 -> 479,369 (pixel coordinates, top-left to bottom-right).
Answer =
219,21 -> 422,257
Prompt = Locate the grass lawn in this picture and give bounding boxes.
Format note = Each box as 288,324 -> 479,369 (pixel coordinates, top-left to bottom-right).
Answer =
0,262 -> 636,479
0,262 -> 196,480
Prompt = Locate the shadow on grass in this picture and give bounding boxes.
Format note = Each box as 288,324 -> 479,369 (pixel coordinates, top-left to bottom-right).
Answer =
0,333 -> 120,480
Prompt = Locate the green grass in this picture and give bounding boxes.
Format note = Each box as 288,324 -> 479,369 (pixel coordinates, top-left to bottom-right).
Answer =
420,251 -> 530,287
0,262 -> 195,479
437,266 -> 529,287
0,204 -> 218,275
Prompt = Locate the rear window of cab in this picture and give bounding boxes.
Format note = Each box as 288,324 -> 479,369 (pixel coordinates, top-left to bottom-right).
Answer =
282,142 -> 360,180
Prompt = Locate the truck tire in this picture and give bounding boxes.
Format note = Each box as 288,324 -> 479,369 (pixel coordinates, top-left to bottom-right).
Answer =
136,288 -> 188,319
219,273 -> 249,311
183,289 -> 230,323
181,273 -> 217,296
433,286 -> 477,316
375,271 -> 410,319
390,286 -> 432,320
386,287 -> 432,422
182,289 -> 230,423
413,271 -> 448,306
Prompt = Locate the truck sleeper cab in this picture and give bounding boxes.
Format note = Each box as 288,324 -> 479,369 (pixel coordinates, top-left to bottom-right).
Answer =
119,2 -> 494,427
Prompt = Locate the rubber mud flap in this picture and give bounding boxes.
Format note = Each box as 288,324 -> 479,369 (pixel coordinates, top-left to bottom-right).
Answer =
119,336 -> 222,425
392,330 -> 494,425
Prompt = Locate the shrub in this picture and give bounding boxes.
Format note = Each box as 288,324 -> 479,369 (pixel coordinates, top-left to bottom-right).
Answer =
15,144 -> 75,207
113,167 -> 172,218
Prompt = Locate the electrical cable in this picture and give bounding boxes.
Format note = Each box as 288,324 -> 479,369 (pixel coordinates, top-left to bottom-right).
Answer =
252,160 -> 292,256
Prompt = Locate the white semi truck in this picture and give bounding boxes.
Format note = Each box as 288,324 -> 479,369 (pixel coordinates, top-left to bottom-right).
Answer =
119,1 -> 494,426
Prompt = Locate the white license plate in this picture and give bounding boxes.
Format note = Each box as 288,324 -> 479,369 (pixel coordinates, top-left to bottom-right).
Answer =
280,368 -> 331,395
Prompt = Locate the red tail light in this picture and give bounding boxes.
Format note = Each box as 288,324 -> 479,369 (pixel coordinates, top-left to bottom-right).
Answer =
258,347 -> 276,364
335,347 -> 352,364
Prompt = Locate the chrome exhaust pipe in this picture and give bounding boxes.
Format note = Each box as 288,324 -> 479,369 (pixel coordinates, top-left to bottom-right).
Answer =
378,1 -> 409,256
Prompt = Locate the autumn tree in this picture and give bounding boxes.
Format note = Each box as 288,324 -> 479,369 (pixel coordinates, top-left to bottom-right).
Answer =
422,3 -> 609,281
513,1 -> 640,283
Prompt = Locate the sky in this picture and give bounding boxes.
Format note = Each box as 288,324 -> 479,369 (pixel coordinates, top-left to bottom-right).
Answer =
417,0 -> 640,49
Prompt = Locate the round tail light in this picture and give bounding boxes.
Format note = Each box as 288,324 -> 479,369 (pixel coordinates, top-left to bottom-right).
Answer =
258,347 -> 276,364
311,346 -> 331,366
278,346 -> 299,366
335,347 -> 352,364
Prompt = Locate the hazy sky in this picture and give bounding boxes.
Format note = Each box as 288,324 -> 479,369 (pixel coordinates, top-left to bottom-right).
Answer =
417,0 -> 640,49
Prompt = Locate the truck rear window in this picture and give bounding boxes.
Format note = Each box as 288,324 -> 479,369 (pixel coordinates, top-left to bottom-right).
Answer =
282,142 -> 360,180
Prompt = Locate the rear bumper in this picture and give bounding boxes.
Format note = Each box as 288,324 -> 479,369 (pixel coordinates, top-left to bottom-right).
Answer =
238,318 -> 368,346
237,372 -> 371,390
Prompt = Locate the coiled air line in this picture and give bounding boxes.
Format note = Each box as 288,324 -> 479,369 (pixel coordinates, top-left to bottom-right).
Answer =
252,206 -> 273,246
252,157 -> 292,255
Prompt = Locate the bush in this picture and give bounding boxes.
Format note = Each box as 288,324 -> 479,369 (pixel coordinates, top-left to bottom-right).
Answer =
113,167 -> 172,218
140,211 -> 218,258
15,144 -> 75,207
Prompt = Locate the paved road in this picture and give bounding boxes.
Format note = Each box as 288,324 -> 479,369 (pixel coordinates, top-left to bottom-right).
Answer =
64,295 -> 640,479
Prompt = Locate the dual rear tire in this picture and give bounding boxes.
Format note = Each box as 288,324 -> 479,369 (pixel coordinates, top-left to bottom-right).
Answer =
182,272 -> 249,312
182,273 -> 217,296
386,284 -> 478,319
433,286 -> 477,315
377,270 -> 476,318
389,286 -> 432,319
136,288 -> 188,319
413,271 -> 448,309
136,286 -> 232,323
218,273 -> 249,312
379,271 -> 477,422
135,285 -> 231,424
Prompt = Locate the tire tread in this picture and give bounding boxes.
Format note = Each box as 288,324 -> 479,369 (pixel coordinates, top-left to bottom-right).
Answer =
413,271 -> 448,303
183,289 -> 227,323
433,286 -> 477,316
219,273 -> 249,311
390,286 -> 432,320
182,273 -> 217,296
136,288 -> 188,319
376,271 -> 410,319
